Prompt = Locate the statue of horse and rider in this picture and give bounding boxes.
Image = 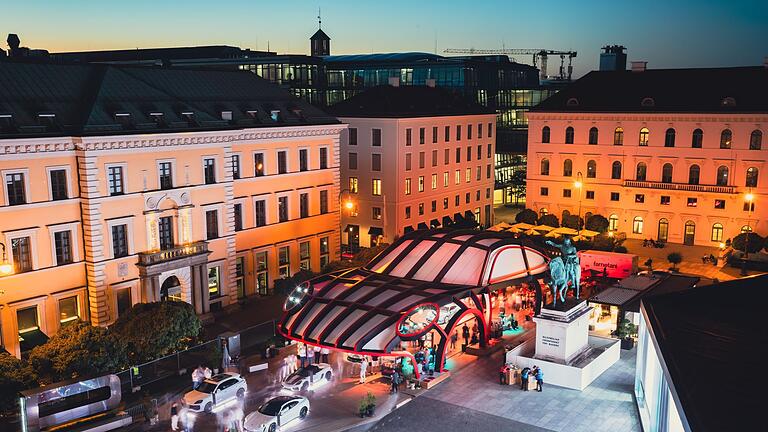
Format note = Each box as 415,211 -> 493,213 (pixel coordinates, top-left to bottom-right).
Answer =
545,237 -> 581,307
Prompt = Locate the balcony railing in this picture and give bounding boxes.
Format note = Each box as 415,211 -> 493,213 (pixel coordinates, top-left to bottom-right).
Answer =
138,241 -> 209,266
623,180 -> 736,194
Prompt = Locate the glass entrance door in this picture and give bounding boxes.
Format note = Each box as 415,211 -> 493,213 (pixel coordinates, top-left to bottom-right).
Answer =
684,221 -> 695,245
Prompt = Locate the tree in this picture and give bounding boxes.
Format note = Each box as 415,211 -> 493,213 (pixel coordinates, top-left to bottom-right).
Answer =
0,352 -> 36,413
510,168 -> 527,207
537,214 -> 559,228
732,232 -> 764,254
515,208 -> 538,225
112,301 -> 202,363
585,214 -> 610,233
28,321 -> 128,385
667,252 -> 683,271
561,214 -> 583,230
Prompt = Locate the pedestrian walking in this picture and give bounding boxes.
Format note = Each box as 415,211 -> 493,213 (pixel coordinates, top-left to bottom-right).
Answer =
450,331 -> 458,350
321,346 -> 330,363
359,356 -> 368,384
535,367 -> 544,392
170,402 -> 179,431
462,323 -> 470,346
297,343 -> 307,368
390,370 -> 401,393
521,367 -> 530,391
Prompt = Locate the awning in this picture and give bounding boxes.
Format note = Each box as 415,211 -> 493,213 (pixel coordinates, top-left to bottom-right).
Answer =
510,222 -> 535,231
368,226 -> 384,236
464,210 -> 475,220
453,212 -> 466,223
417,222 -> 429,230
552,227 -> 579,236
442,215 -> 453,226
19,328 -> 48,354
403,226 -> 414,234
430,219 -> 440,228
344,224 -> 357,233
533,224 -> 556,232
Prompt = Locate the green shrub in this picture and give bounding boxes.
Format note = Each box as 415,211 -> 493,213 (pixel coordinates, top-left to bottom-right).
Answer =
537,214 -> 559,228
515,208 -> 538,225
585,214 -> 609,233
561,214 -> 583,230
667,252 -> 683,270
732,232 -> 764,254
0,352 -> 36,413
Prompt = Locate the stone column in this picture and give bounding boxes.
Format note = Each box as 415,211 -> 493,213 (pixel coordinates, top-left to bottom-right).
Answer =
192,265 -> 204,315
199,264 -> 210,314
140,276 -> 153,303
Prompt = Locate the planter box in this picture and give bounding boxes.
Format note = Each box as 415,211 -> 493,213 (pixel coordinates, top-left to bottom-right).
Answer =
620,337 -> 635,350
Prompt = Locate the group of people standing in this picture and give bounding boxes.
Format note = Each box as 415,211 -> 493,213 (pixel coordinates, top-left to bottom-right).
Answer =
295,342 -> 330,368
191,364 -> 213,390
520,365 -> 544,392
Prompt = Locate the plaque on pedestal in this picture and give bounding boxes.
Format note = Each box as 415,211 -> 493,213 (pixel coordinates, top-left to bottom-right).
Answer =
533,299 -> 590,363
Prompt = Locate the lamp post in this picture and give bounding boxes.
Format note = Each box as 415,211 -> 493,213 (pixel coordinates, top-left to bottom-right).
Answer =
338,189 -> 355,260
574,172 -> 584,237
0,242 -> 13,276
741,190 -> 755,276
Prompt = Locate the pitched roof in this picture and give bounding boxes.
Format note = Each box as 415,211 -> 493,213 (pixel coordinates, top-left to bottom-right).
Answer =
310,29 -> 330,41
641,274 -> 767,431
532,66 -> 768,114
327,85 -> 495,118
0,60 -> 338,139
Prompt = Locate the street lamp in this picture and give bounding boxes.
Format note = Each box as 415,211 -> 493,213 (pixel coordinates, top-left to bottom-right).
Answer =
338,189 -> 356,259
741,190 -> 755,276
574,172 -> 584,237
0,242 -> 13,276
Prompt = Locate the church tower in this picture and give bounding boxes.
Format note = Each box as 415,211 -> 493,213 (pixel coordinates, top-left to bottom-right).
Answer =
310,9 -> 330,57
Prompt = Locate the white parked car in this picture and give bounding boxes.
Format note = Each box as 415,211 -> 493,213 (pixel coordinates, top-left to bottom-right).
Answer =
282,363 -> 333,391
183,373 -> 247,413
243,395 -> 310,432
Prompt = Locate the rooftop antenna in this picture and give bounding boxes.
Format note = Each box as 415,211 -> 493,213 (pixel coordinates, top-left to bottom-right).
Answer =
318,7 -> 322,29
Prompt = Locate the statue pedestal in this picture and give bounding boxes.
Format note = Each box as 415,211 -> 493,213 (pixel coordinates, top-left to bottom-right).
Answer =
533,299 -> 590,363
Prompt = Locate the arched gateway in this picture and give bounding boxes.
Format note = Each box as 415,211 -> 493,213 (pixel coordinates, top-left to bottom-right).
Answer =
278,229 -> 550,377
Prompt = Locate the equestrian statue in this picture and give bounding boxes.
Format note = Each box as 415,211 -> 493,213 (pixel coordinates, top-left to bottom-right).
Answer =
545,237 -> 582,306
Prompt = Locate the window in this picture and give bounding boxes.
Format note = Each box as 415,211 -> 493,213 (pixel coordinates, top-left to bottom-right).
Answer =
465,168 -> 471,183
278,196 -> 288,222
563,189 -> 572,198
254,153 -> 265,176
405,178 -> 412,195
405,153 -> 412,171
432,126 -> 438,143
431,200 -> 437,212
586,191 -> 595,199
746,167 -> 759,187
254,200 -> 266,226
59,296 -> 79,326
741,225 -> 753,233
610,192 -> 620,201
692,128 -> 703,148
255,251 -> 269,295
116,288 -> 132,317
54,230 -> 73,265
609,214 -> 619,231
636,162 -> 647,181
419,152 -> 425,169
299,149 -> 308,172
112,225 -> 129,258
277,151 -> 287,174
443,198 -> 449,209
349,177 -> 358,193
540,159 -> 550,176
319,147 -> 328,169
418,176 -> 424,192
372,179 -> 382,196
488,123 -> 493,138
300,241 -> 311,271
203,158 -> 216,184
372,207 -> 382,220
711,223 -> 724,242
320,190 -> 328,214
639,127 -> 649,146
405,206 -> 411,219
205,210 -> 219,239
444,126 -> 450,142
720,129 -> 732,149
49,169 -> 68,200
661,163 -> 673,183
633,216 -> 644,234
478,123 -> 483,139
455,170 -> 460,185
467,124 -> 472,140
418,203 -> 424,215
541,126 -> 551,143
231,155 -> 241,179
5,172 -> 26,205
235,256 -> 245,298
486,164 -> 492,179
750,130 -> 762,150
456,125 -> 461,141
300,193 -> 309,218
611,161 -> 622,179
716,165 -> 729,186
589,127 -> 598,144
107,166 -> 124,196
158,162 -> 173,189
431,174 -> 437,190
372,129 -> 382,146
17,306 -> 39,335
664,128 -> 676,147
714,199 -> 725,209
278,246 -> 291,278
234,203 -> 243,231
476,166 -> 481,181
406,128 -> 412,146
688,165 -> 700,185
658,218 -> 669,241
613,127 -> 624,145
465,193 -> 470,204
455,147 -> 461,164
540,208 -> 549,216
635,194 -> 645,203
587,160 -> 597,178
565,126 -> 574,144
443,171 -> 449,187
158,216 -> 174,250
444,148 -> 450,165
419,127 -> 425,144
487,144 -> 492,158
319,237 -> 330,269
349,128 -> 358,145
687,197 -> 698,207
660,196 -> 671,205
349,152 -> 358,170
540,187 -> 549,196
563,159 -> 573,177
467,146 -> 472,162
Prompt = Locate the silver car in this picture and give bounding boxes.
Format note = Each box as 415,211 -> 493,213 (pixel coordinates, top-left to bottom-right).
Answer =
183,373 -> 247,413
243,395 -> 310,432
282,363 -> 333,391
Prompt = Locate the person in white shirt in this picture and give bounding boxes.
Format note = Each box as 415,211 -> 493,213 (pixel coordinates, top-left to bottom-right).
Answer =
321,347 -> 330,363
359,356 -> 368,384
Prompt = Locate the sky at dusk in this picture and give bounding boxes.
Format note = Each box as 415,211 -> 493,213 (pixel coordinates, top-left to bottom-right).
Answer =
2,0 -> 766,77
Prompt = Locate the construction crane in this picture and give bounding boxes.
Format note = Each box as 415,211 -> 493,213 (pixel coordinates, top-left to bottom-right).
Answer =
443,48 -> 577,81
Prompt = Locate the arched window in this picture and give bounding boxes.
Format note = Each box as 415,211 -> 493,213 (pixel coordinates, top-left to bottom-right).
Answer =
688,164 -> 700,185
639,127 -> 650,146
746,167 -> 759,187
609,214 -> 619,231
720,129 -> 732,149
587,160 -> 597,178
636,162 -> 647,181
711,223 -> 724,242
540,158 -> 550,176
692,128 -> 703,148
633,216 -> 644,234
716,165 -> 729,186
665,128 -> 676,147
750,130 -> 763,150
657,218 -> 669,241
741,225 -> 752,233
563,159 -> 573,177
661,163 -> 673,183
565,126 -> 574,144
539,208 -> 549,217
611,161 -> 622,179
684,221 -> 696,245
589,127 -> 598,145
541,126 -> 550,143
614,127 -> 624,146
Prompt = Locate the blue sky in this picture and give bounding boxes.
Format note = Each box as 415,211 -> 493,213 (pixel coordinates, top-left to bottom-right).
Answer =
2,0 -> 766,77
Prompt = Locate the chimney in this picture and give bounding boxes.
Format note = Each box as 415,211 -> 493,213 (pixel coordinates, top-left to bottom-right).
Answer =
631,61 -> 647,72
425,79 -> 436,88
388,77 -> 400,87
